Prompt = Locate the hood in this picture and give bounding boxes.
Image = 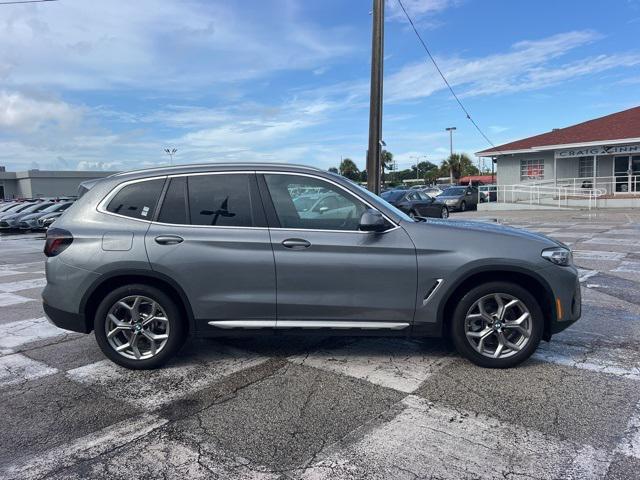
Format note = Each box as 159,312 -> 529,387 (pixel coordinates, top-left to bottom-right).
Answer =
422,218 -> 562,246
19,212 -> 44,221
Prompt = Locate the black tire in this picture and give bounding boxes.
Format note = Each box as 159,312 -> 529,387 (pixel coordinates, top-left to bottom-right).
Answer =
450,281 -> 543,368
460,201 -> 466,212
94,284 -> 186,369
441,206 -> 449,219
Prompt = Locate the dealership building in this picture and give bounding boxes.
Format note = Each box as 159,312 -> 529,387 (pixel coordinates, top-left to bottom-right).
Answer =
476,106 -> 640,197
0,169 -> 117,199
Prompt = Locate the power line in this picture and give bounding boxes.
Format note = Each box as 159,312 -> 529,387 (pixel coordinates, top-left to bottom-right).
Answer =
0,0 -> 57,4
396,0 -> 499,152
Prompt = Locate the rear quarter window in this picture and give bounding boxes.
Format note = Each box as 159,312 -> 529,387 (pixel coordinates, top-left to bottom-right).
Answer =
106,178 -> 165,220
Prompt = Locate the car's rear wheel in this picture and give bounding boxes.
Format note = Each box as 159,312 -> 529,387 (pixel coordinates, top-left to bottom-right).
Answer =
94,284 -> 186,369
450,281 -> 543,368
440,206 -> 449,219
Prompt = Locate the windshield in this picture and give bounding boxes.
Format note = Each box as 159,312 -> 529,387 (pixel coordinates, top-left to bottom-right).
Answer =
40,203 -> 67,214
442,187 -> 466,196
332,175 -> 413,222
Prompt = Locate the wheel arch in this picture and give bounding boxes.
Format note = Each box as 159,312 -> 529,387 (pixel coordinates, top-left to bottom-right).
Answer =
439,267 -> 556,341
80,269 -> 196,335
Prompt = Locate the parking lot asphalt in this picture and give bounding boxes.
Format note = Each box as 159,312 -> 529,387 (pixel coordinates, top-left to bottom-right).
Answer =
1,209 -> 639,479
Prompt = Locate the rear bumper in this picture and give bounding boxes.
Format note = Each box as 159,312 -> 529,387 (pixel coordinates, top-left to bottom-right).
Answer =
43,302 -> 90,334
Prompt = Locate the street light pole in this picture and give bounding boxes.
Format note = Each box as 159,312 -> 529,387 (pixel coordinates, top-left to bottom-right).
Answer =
366,0 -> 384,195
410,155 -> 427,180
164,148 -> 177,165
445,127 -> 456,184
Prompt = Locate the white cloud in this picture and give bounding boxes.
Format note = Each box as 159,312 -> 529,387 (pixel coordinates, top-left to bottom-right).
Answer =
0,0 -> 355,92
386,0 -> 459,21
386,30 -> 640,101
0,91 -> 82,133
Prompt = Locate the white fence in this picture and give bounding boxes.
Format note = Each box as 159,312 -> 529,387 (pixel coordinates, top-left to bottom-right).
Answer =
479,184 -> 606,210
524,175 -> 639,196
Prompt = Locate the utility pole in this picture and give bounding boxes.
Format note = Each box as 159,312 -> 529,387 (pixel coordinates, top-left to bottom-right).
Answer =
410,155 -> 427,180
366,0 -> 384,194
445,127 -> 456,184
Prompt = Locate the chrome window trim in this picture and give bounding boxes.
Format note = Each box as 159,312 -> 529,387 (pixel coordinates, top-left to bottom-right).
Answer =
97,169 -> 400,233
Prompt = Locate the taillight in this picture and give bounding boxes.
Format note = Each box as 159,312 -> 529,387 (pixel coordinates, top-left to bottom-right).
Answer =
44,228 -> 73,257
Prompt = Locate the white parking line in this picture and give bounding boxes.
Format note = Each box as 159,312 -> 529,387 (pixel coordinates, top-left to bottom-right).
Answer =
533,342 -> 640,381
585,237 -> 640,246
0,317 -> 70,355
66,345 -> 268,409
612,261 -> 640,273
1,413 -> 168,480
300,395 -> 611,480
572,250 -> 626,261
0,277 -> 46,293
290,338 -> 453,393
0,292 -> 35,307
0,354 -> 58,388
616,405 -> 640,460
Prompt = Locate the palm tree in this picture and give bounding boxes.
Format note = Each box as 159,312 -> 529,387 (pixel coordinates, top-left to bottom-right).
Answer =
441,153 -> 474,181
339,158 -> 360,181
381,150 -> 393,185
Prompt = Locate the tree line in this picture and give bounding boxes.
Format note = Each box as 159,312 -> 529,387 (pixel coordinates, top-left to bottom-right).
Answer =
330,151 -> 484,185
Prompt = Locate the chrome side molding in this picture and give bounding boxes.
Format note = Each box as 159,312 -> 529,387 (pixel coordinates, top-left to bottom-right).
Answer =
208,320 -> 410,330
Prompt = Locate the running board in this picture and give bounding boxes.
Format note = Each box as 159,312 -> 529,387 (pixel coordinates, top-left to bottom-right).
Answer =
207,320 -> 410,330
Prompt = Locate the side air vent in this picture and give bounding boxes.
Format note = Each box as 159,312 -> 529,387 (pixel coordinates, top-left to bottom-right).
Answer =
423,279 -> 443,305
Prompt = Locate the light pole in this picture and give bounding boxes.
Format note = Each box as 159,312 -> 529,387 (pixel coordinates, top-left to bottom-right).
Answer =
445,127 -> 456,184
410,155 -> 427,180
164,148 -> 177,165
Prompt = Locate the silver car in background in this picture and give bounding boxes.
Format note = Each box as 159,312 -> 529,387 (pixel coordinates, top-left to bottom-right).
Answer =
43,163 -> 580,370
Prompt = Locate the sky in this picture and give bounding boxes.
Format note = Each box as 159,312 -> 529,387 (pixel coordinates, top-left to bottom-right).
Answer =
0,0 -> 639,173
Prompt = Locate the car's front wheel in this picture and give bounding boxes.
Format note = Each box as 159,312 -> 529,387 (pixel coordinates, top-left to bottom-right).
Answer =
460,200 -> 466,212
440,206 -> 449,219
94,284 -> 186,369
450,281 -> 543,368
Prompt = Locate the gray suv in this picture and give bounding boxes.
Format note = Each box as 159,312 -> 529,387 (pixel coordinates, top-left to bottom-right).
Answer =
43,163 -> 581,369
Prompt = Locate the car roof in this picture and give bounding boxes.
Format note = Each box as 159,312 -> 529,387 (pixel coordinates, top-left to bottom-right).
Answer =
111,162 -> 323,180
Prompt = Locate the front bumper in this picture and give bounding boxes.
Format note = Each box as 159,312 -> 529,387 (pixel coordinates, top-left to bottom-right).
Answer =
539,264 -> 581,337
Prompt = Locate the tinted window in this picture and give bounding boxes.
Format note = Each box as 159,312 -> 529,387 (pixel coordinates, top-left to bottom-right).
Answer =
188,174 -> 254,227
264,174 -> 366,231
381,191 -> 405,202
107,178 -> 164,220
158,177 -> 188,224
442,187 -> 465,196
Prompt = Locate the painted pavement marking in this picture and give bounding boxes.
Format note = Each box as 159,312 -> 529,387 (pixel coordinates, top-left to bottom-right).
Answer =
0,317 -> 69,355
578,269 -> 599,283
572,250 -> 626,261
612,261 -> 640,273
66,345 -> 268,409
0,278 -> 46,293
533,342 -> 640,382
300,395 -> 611,480
615,404 -> 640,461
1,413 -> 168,480
0,292 -> 35,307
0,353 -> 58,388
585,237 -> 640,246
289,338 -> 453,393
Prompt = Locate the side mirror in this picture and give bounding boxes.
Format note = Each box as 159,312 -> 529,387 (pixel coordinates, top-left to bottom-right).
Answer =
359,209 -> 387,232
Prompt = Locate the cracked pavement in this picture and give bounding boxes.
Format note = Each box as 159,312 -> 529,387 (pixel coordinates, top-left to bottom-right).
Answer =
1,209 -> 640,479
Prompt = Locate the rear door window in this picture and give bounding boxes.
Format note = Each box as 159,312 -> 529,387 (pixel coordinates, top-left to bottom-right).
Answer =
187,174 -> 255,227
106,178 -> 165,220
158,177 -> 188,225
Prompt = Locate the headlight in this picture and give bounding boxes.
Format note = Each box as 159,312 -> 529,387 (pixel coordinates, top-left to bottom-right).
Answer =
445,199 -> 457,204
541,247 -> 573,266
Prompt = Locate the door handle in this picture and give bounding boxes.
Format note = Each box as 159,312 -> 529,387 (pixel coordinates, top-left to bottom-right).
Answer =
155,235 -> 184,245
282,238 -> 311,249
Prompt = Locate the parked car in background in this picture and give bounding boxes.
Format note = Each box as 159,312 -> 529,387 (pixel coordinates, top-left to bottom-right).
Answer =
381,189 -> 449,219
421,187 -> 443,198
0,202 -> 37,221
42,163 -> 581,371
18,201 -> 74,230
438,186 -> 479,212
0,202 -> 54,229
0,202 -> 20,213
40,215 -> 60,230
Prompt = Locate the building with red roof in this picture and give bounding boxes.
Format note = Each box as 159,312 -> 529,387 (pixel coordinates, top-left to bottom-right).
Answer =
476,106 -> 640,195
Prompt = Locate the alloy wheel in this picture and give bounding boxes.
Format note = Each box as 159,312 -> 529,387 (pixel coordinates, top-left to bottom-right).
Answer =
441,207 -> 449,219
464,293 -> 532,359
105,295 -> 170,360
